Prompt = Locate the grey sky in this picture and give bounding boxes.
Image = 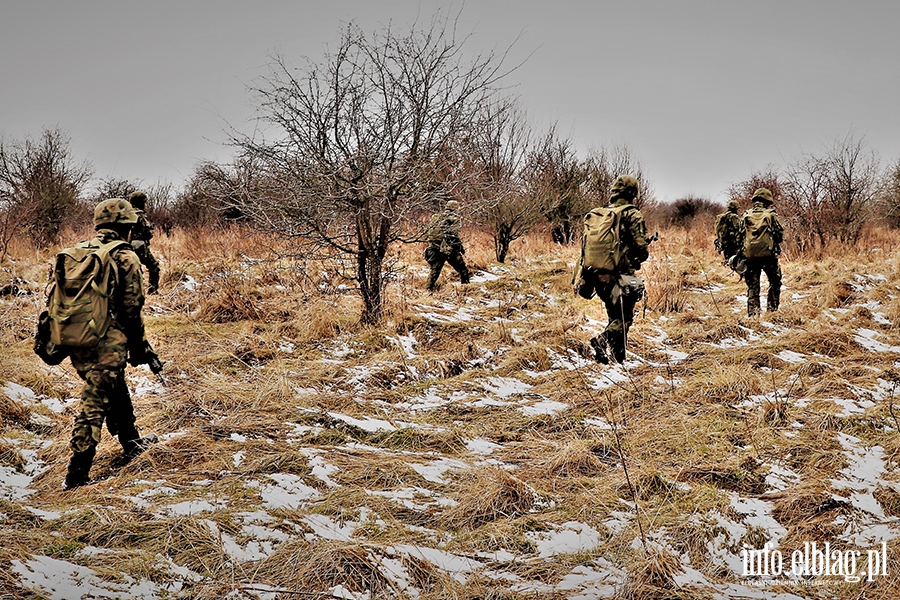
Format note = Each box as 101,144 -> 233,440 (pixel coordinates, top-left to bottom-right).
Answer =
2,1 -> 898,203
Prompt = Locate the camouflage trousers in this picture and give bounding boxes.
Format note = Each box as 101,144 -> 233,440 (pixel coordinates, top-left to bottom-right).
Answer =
425,245 -> 470,291
134,242 -> 160,291
745,256 -> 782,316
67,326 -> 140,453
70,368 -> 139,454
597,279 -> 638,362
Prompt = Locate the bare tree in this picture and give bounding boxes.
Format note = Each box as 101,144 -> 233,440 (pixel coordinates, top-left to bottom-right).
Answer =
231,14 -> 511,323
173,159 -> 262,228
525,129 -> 587,245
584,145 -> 654,209
465,98 -> 542,263
785,132 -> 880,247
880,157 -> 900,228
0,127 -> 92,248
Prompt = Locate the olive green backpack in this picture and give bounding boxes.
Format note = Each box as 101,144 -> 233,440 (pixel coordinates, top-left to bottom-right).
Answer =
743,209 -> 776,259
45,240 -> 129,347
581,205 -> 628,273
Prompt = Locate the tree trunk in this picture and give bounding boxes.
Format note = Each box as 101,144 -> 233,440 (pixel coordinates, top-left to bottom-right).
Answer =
494,223 -> 512,263
356,210 -> 389,324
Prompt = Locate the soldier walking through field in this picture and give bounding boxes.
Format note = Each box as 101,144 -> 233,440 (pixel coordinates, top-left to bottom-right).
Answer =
35,199 -> 160,489
126,190 -> 161,294
715,199 -> 742,260
573,175 -> 650,364
740,188 -> 783,317
424,199 -> 470,292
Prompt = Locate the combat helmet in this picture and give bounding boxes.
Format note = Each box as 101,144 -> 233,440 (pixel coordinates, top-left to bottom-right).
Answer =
751,188 -> 774,206
94,198 -> 138,229
126,190 -> 148,210
610,175 -> 639,201
445,200 -> 460,211
727,199 -> 740,212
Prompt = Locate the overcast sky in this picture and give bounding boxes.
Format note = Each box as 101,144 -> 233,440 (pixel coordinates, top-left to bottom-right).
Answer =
2,0 -> 898,203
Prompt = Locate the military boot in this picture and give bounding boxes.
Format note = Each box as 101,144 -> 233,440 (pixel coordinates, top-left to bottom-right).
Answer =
589,334 -> 609,365
63,446 -> 96,490
120,433 -> 159,464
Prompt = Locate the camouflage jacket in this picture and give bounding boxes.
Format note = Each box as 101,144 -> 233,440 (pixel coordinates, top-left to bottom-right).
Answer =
132,210 -> 154,243
426,209 -> 465,253
714,210 -> 741,251
610,198 -> 649,274
740,201 -> 784,256
67,229 -> 147,371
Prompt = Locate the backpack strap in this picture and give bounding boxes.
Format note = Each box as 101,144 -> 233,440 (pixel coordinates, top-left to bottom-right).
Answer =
92,240 -> 131,299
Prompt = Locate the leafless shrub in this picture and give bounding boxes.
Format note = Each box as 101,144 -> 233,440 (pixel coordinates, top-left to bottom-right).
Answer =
0,127 -> 92,250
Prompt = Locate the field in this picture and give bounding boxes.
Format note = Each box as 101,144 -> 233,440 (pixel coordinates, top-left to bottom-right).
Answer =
3,225 -> 900,599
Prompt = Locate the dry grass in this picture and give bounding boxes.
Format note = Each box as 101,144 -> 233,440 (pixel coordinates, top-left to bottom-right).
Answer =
4,223 -> 900,597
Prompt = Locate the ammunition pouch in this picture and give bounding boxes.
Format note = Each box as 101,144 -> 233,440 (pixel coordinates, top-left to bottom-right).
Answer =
611,274 -> 645,305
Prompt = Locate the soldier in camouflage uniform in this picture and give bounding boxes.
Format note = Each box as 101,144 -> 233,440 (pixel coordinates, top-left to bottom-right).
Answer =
586,176 -> 651,364
126,190 -> 161,294
740,188 -> 783,317
715,199 -> 742,259
424,199 -> 470,292
63,199 -> 157,490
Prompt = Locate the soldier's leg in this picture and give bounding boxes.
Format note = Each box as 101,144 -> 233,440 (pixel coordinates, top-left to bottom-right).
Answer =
764,258 -> 782,312
601,282 -> 629,363
106,371 -> 138,445
447,251 -> 471,284
745,263 -> 762,317
425,246 -> 446,291
143,249 -> 161,294
66,369 -> 115,488
606,294 -> 636,363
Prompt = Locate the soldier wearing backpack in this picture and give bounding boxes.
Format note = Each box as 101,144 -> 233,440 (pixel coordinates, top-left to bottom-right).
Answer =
126,190 -> 161,294
714,200 -> 742,260
424,199 -> 471,292
739,188 -> 783,317
573,175 -> 650,364
43,198 -> 159,490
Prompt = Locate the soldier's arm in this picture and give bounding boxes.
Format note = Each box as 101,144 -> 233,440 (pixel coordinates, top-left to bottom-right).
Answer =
624,208 -> 650,264
772,213 -> 784,246
113,247 -> 147,343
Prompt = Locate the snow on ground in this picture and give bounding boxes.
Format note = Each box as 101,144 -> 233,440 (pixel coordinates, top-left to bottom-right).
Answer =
12,555 -> 168,600
854,328 -> 900,353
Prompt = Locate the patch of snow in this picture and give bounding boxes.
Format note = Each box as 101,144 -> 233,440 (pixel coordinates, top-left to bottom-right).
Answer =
465,438 -> 502,455
584,417 -> 613,430
479,376 -> 531,398
775,350 -> 806,364
365,486 -> 457,511
469,270 -> 500,283
329,412 -> 396,433
181,275 -> 199,291
394,545 -> 482,583
831,433 -> 896,519
387,334 -> 418,358
527,521 -> 603,557
160,499 -> 226,516
12,555 -> 164,599
303,514 -> 357,541
254,473 -> 320,509
298,448 -> 339,487
408,458 -> 469,484
520,400 -> 568,416
854,328 -> 900,353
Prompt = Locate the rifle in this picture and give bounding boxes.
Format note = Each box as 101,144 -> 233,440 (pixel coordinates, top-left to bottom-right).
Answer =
146,344 -> 166,385
130,340 -> 166,385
